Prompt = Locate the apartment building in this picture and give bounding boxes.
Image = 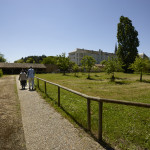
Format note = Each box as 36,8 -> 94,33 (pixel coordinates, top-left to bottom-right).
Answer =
69,48 -> 116,65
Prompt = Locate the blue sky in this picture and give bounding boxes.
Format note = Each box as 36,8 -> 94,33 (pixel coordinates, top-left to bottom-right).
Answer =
0,0 -> 150,62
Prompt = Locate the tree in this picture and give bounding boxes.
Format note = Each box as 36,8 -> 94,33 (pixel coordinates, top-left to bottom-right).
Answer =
57,53 -> 70,75
101,60 -> 107,66
26,57 -> 35,63
14,59 -> 24,63
0,69 -> 3,77
104,57 -> 123,81
117,16 -> 139,72
129,56 -> 148,82
114,43 -> 118,54
81,56 -> 96,79
0,53 -> 6,62
72,64 -> 79,77
93,66 -> 99,76
42,56 -> 57,65
14,55 -> 47,63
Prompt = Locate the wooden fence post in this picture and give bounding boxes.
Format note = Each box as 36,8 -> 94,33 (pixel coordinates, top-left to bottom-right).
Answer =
58,86 -> 60,107
87,98 -> 91,131
44,81 -> 46,94
98,101 -> 103,141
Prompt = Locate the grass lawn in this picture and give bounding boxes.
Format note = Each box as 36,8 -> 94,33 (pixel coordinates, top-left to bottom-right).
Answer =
35,72 -> 150,150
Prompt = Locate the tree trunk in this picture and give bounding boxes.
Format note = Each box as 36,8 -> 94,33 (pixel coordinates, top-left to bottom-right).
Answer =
111,72 -> 115,81
88,70 -> 90,79
140,71 -> 142,82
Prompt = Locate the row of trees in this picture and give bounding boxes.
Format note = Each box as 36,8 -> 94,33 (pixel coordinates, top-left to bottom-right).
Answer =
14,55 -> 47,63
103,56 -> 150,82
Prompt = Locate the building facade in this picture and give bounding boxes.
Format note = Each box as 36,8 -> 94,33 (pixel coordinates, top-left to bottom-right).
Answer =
69,48 -> 116,65
139,53 -> 149,59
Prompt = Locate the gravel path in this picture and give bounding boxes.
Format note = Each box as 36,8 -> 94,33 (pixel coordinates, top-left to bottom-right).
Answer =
16,76 -> 104,150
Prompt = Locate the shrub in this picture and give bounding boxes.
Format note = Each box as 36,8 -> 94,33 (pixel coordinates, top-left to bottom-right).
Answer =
0,69 -> 3,77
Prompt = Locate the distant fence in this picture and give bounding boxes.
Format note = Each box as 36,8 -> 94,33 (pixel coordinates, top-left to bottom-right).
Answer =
35,76 -> 150,141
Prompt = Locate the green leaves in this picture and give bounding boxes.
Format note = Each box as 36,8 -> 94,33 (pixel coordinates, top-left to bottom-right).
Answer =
129,57 -> 148,81
0,69 -> 3,77
57,53 -> 71,75
104,57 -> 123,81
42,56 -> 57,65
0,53 -> 6,62
117,16 -> 139,72
72,64 -> 79,76
81,56 -> 96,79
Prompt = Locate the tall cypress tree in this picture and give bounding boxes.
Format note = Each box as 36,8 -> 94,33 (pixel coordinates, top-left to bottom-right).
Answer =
117,16 -> 139,72
114,43 -> 118,54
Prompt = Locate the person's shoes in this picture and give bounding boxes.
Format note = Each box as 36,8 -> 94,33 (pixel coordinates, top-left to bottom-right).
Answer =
32,88 -> 34,91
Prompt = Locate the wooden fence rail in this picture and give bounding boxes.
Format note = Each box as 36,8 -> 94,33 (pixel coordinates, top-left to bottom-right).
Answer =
35,76 -> 150,141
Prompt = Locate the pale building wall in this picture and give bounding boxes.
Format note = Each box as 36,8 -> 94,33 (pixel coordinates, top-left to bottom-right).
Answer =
69,48 -> 116,65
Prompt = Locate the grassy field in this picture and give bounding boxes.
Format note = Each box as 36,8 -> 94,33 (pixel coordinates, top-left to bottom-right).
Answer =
35,72 -> 150,150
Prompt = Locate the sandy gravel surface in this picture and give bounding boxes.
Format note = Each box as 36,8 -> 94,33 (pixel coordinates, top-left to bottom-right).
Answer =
0,75 -> 26,150
16,76 -> 104,150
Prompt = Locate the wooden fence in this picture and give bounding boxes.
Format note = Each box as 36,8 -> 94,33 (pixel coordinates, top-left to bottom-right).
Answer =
35,76 -> 150,142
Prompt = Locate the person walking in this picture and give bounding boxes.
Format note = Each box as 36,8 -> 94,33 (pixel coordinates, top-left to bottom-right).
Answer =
27,66 -> 35,90
19,69 -> 27,89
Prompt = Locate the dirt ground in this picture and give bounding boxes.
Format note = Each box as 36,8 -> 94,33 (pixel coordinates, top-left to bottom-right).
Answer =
0,75 -> 26,150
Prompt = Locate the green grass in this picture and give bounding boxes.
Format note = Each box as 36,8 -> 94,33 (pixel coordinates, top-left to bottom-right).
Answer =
35,72 -> 150,150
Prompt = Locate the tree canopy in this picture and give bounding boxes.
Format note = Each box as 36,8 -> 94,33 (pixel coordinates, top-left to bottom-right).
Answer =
104,57 -> 123,81
72,63 -> 79,77
0,53 -> 6,62
129,56 -> 148,82
14,55 -> 47,63
57,53 -> 71,75
42,56 -> 57,65
81,55 -> 96,79
117,16 -> 139,72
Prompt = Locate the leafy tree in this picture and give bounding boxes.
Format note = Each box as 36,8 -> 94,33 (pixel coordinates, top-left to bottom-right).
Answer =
72,64 -> 79,77
93,66 -> 99,72
14,55 -> 47,63
14,59 -> 24,63
117,16 -> 139,72
104,57 -> 123,81
146,60 -> 150,73
42,56 -> 57,64
129,57 -> 148,82
93,66 -> 99,76
26,57 -> 35,63
0,53 -> 6,62
0,69 -> 3,77
81,56 -> 96,79
57,53 -> 70,75
101,60 -> 107,66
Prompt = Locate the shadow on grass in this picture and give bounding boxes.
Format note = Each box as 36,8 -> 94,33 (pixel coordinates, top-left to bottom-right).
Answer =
115,77 -> 128,80
73,75 -> 80,78
114,81 -> 129,85
141,80 -> 150,83
86,77 -> 103,81
107,80 -> 130,85
62,74 -> 71,76
95,75 -> 100,77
